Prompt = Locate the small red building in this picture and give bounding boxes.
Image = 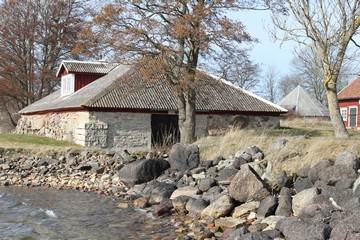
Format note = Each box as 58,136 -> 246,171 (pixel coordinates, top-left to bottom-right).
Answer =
338,76 -> 360,128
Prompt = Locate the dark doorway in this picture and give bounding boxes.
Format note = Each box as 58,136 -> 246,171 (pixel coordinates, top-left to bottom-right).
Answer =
151,114 -> 180,148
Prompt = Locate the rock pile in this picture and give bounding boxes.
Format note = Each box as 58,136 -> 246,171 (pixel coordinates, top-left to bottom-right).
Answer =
1,141 -> 360,240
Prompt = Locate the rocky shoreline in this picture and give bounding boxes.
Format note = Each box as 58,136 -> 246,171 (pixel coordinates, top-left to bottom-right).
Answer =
1,140 -> 360,240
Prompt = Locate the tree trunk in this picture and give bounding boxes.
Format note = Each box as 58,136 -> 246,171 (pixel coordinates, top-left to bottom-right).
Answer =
325,75 -> 349,138
178,88 -> 196,143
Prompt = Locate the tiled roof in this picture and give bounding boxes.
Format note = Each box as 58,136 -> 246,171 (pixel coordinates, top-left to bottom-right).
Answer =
20,62 -> 287,114
56,60 -> 120,77
338,76 -> 360,100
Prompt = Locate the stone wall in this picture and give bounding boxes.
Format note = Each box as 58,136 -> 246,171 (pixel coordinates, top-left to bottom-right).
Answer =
15,110 -> 278,150
91,112 -> 152,151
15,112 -> 90,141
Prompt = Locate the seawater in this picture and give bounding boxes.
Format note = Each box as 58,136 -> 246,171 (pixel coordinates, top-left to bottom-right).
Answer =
0,186 -> 176,240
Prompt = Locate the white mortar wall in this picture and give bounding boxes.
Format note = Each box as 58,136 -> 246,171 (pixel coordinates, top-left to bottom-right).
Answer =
15,112 -> 90,142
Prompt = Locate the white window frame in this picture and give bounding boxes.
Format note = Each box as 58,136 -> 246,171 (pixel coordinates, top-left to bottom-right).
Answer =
61,74 -> 75,96
348,106 -> 358,128
340,107 -> 347,121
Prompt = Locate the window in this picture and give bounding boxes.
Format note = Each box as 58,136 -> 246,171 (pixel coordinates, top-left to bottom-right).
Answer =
61,74 -> 75,96
340,107 -> 347,121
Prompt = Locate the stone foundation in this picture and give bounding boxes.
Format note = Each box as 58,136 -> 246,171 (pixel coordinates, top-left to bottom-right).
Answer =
15,112 -> 90,141
15,111 -> 279,150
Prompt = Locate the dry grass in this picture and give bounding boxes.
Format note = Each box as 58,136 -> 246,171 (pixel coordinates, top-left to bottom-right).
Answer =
196,118 -> 360,177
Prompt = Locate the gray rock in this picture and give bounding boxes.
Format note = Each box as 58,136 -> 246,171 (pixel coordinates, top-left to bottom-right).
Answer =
297,166 -> 311,178
276,217 -> 331,240
294,177 -> 313,193
257,195 -> 278,219
224,227 -> 249,240
201,195 -> 234,219
114,150 -> 136,164
245,146 -> 262,157
168,143 -> 200,171
216,168 -> 238,185
119,158 -> 170,187
318,164 -> 357,183
330,210 -> 360,240
276,171 -> 292,189
139,180 -> 177,204
335,151 -> 359,170
172,195 -> 195,212
212,156 -> 224,166
335,178 -> 356,190
233,201 -> 260,218
241,230 -> 282,240
232,156 -> 248,170
275,187 -> 293,217
319,185 -> 354,207
229,164 -> 268,202
202,186 -> 223,203
198,177 -> 216,192
292,188 -> 319,216
308,160 -> 333,183
170,186 -> 201,199
186,198 -> 209,218
297,194 -> 336,219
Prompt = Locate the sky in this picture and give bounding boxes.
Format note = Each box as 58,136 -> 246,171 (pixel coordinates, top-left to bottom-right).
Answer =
237,10 -> 297,77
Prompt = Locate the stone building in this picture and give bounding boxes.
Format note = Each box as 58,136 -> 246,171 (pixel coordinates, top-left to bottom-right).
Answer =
15,60 -> 287,151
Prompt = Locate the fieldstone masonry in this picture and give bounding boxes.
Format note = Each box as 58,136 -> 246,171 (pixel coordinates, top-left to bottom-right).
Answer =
15,111 -> 278,150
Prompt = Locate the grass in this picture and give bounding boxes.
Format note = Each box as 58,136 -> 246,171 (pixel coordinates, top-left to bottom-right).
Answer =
196,118 -> 360,178
0,133 -> 82,155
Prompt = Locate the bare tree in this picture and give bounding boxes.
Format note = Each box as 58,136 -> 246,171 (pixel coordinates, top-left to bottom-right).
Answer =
78,0 -> 285,143
217,54 -> 261,91
0,0 -> 85,126
271,0 -> 360,138
262,65 -> 280,103
278,73 -> 302,98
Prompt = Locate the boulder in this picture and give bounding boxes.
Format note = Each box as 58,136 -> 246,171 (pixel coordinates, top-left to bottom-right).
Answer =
186,198 -> 209,218
276,217 -> 331,240
224,227 -> 249,240
257,195 -> 278,219
202,186 -> 223,203
308,160 -> 333,183
275,187 -> 293,217
292,188 -> 319,216
170,186 -> 201,199
119,158 -> 170,187
294,177 -> 313,193
335,151 -> 359,170
197,177 -> 216,192
172,195 -> 195,212
232,156 -> 248,170
318,164 -> 357,183
168,143 -> 200,171
215,217 -> 246,229
276,170 -> 292,189
241,230 -> 282,240
229,164 -> 269,202
201,195 -> 234,219
330,210 -> 360,240
216,168 -> 238,185
138,180 -> 177,204
232,201 -> 260,218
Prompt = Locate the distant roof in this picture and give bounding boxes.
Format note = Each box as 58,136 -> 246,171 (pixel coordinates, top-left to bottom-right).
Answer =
277,85 -> 329,117
56,60 -> 120,77
20,61 -> 287,114
338,76 -> 360,100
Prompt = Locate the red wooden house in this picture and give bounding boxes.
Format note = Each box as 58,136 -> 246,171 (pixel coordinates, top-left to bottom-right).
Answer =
338,76 -> 360,128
